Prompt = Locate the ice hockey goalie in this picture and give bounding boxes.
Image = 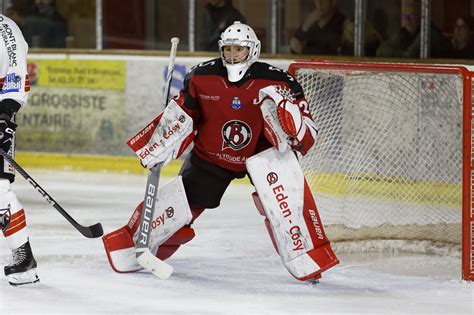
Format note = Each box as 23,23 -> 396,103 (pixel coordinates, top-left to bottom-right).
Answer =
102,21 -> 339,281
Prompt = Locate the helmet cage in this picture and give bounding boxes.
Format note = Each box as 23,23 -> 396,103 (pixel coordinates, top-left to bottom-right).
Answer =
218,22 -> 261,82
220,39 -> 254,65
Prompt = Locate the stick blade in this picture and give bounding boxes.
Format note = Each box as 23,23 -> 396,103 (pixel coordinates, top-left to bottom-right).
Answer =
137,249 -> 173,279
79,223 -> 104,238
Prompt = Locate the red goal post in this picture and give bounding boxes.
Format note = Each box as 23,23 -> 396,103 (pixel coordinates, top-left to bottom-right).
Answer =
288,60 -> 473,281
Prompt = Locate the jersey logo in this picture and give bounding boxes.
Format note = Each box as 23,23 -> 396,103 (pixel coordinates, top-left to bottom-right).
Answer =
1,73 -> 22,94
199,93 -> 220,101
0,205 -> 11,232
231,97 -> 242,110
222,120 -> 252,151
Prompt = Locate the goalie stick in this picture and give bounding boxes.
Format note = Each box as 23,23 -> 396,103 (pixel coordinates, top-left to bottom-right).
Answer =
135,37 -> 180,279
0,149 -> 103,238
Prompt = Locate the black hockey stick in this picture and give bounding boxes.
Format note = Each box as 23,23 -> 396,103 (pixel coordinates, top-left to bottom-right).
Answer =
135,37 -> 180,279
0,149 -> 103,238
135,162 -> 173,278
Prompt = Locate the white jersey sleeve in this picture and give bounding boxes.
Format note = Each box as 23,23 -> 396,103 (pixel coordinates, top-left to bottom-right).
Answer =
0,14 -> 29,106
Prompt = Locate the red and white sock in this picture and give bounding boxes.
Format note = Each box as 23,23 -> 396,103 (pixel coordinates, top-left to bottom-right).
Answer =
0,179 -> 29,249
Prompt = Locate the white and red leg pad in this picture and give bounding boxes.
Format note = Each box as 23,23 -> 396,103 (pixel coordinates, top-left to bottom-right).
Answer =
246,148 -> 339,281
155,205 -> 204,260
102,176 -> 193,273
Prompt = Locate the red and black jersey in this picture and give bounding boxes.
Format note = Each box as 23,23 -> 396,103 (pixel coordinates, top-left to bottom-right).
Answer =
173,58 -> 313,173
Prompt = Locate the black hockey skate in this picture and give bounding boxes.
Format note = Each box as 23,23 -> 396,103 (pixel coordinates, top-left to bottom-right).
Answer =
4,240 -> 39,286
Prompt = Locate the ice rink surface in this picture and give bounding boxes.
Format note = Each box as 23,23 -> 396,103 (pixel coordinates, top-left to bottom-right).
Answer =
0,170 -> 472,314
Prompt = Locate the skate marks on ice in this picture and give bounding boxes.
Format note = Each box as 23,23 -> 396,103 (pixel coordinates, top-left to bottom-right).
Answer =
0,170 -> 471,314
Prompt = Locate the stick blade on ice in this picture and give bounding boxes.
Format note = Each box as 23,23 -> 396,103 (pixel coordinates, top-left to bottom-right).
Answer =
137,249 -> 173,279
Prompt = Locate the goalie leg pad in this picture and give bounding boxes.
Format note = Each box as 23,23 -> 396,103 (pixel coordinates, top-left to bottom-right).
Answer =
246,148 -> 339,281
155,206 -> 204,260
156,226 -> 195,260
252,192 -> 279,254
102,225 -> 140,273
102,176 -> 193,273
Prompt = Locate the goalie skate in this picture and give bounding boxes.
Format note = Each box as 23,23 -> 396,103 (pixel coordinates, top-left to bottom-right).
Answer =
4,241 -> 40,286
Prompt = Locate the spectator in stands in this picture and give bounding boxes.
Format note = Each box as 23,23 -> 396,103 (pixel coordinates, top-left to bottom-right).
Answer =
201,0 -> 247,51
340,18 -> 381,56
4,0 -> 35,29
371,7 -> 390,44
448,16 -> 474,59
22,0 -> 69,48
376,0 -> 448,58
290,0 -> 347,55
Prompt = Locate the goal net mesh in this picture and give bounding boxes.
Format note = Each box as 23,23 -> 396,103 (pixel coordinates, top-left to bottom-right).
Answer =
292,64 -> 464,252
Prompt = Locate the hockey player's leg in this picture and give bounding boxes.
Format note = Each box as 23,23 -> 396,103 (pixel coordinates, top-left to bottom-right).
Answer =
102,176 -> 196,272
103,205 -> 203,272
4,241 -> 39,286
252,188 -> 338,282
0,179 -> 39,285
247,148 -> 339,282
156,152 -> 243,260
103,152 -> 240,273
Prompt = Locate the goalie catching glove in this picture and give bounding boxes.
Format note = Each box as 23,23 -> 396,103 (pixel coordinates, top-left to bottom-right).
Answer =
256,85 -> 317,155
127,100 -> 195,169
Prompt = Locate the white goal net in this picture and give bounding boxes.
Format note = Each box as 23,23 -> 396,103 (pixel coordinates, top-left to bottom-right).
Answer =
289,61 -> 474,280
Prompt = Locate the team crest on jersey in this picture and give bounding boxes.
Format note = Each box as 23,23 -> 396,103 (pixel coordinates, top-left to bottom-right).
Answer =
222,120 -> 252,150
0,205 -> 11,232
1,73 -> 22,94
231,97 -> 242,110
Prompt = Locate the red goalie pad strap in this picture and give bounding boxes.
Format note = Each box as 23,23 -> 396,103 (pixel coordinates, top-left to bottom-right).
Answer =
162,226 -> 195,245
252,192 -> 280,254
294,128 -> 316,156
155,206 -> 204,260
251,192 -> 266,216
296,243 -> 339,281
156,245 -> 180,261
156,226 -> 196,260
264,218 -> 279,255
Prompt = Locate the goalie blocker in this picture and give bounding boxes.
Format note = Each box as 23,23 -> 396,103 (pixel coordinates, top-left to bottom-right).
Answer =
103,99 -> 197,272
246,148 -> 339,281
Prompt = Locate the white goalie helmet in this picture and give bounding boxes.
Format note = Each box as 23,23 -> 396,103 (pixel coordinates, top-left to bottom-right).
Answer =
218,21 -> 261,82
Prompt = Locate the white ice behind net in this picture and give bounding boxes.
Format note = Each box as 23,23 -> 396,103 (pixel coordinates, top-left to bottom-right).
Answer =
295,67 -> 464,254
